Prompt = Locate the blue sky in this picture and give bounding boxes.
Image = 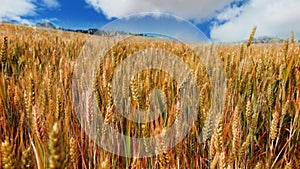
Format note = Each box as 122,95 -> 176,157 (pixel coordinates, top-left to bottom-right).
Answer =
17,0 -> 110,29
0,0 -> 299,41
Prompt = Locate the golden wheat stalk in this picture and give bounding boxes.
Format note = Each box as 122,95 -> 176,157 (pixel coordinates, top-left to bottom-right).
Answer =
0,36 -> 8,64
32,105 -> 44,141
246,26 -> 257,47
232,106 -> 241,158
48,122 -> 66,169
238,133 -> 252,160
270,111 -> 280,140
21,147 -> 32,169
1,137 -> 16,169
69,137 -> 77,164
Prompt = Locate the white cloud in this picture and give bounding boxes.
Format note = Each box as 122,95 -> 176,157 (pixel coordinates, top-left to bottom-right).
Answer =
216,4 -> 243,22
211,0 -> 300,41
42,0 -> 60,8
0,0 -> 36,24
0,0 -> 60,24
85,0 -> 239,21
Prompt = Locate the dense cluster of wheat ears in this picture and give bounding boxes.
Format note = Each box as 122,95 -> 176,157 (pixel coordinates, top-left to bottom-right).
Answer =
0,23 -> 299,168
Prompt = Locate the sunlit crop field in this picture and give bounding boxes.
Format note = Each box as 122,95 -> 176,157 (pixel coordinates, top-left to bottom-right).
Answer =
0,23 -> 299,169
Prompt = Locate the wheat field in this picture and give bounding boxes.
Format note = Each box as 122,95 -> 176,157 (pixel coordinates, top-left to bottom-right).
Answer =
0,23 -> 299,169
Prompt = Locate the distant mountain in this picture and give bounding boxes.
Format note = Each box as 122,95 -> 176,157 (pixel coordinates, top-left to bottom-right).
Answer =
36,22 -> 56,29
251,36 -> 284,43
58,27 -> 129,36
234,36 -> 292,44
214,36 -> 291,44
